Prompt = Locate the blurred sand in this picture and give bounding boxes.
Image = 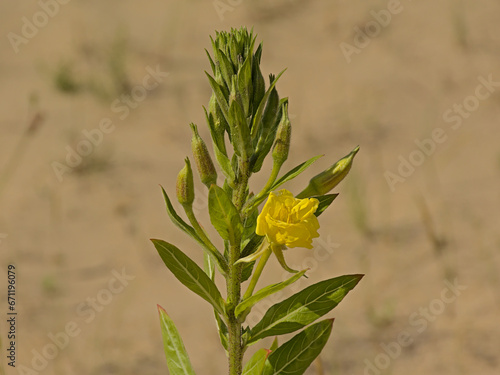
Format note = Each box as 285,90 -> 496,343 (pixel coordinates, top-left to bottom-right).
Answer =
1,0 -> 499,374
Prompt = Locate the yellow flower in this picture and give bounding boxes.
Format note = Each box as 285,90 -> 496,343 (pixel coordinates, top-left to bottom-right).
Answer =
256,189 -> 320,249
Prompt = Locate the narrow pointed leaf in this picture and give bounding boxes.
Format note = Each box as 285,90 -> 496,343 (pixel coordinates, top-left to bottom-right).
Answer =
152,239 -> 225,315
161,187 -> 227,272
241,233 -> 264,258
205,49 -> 216,74
236,270 -> 307,319
208,185 -> 242,245
261,319 -> 333,375
243,349 -> 270,375
204,107 -> 235,183
203,251 -> 215,280
313,194 -> 339,217
206,72 -> 229,121
248,274 -> 363,344
157,305 -> 196,375
214,311 -> 229,351
270,337 -> 279,351
248,155 -> 324,212
270,155 -> 323,191
237,54 -> 253,114
251,69 -> 286,138
228,99 -> 252,158
216,48 -> 235,88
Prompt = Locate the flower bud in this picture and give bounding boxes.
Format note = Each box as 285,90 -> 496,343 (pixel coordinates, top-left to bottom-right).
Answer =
190,123 -> 218,188
176,158 -> 194,206
297,146 -> 360,198
272,103 -> 291,167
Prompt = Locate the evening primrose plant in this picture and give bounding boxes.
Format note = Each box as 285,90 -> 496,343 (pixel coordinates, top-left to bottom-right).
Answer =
151,27 -> 362,375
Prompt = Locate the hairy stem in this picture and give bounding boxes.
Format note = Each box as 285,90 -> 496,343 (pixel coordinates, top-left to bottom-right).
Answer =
227,158 -> 250,375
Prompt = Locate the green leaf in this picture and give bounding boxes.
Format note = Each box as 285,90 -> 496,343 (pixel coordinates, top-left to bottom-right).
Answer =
250,88 -> 281,173
157,305 -> 196,375
243,348 -> 270,375
242,206 -> 259,245
208,185 -> 242,245
269,337 -> 279,351
216,48 -> 235,89
248,274 -> 363,344
270,155 -> 323,191
203,251 -> 215,280
237,54 -> 253,114
261,319 -> 333,375
204,107 -> 235,184
241,260 -> 256,283
236,270 -> 307,319
205,49 -> 216,74
251,69 -> 286,138
161,187 -> 227,273
206,72 -> 229,122
214,311 -> 229,351
152,239 -> 225,316
228,99 -> 252,158
313,194 -> 339,217
251,43 -> 265,116
241,234 -> 264,258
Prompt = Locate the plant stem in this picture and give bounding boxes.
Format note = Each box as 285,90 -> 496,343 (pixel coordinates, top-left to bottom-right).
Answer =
227,244 -> 243,375
243,247 -> 272,300
227,158 -> 250,375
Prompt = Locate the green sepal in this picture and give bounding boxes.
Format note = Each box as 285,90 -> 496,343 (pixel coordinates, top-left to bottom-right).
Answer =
242,348 -> 270,375
157,305 -> 196,375
261,319 -> 333,375
247,274 -> 363,344
208,185 -> 242,245
236,269 -> 307,320
152,239 -> 226,316
272,246 -> 300,274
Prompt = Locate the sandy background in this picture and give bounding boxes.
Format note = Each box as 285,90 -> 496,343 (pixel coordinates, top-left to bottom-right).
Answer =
1,0 -> 499,374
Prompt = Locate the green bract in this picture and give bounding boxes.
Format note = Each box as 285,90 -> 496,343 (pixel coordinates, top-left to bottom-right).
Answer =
151,27 -> 362,375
